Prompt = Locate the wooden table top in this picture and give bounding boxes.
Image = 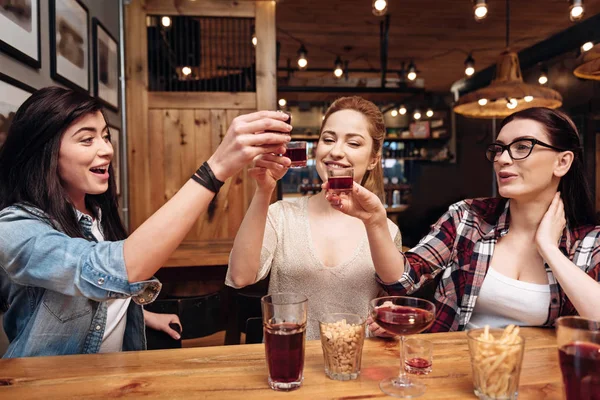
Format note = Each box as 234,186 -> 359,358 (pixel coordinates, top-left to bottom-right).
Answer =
0,328 -> 563,400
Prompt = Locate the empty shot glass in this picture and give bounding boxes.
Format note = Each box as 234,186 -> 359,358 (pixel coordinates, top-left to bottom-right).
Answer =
319,313 -> 366,381
404,338 -> 433,375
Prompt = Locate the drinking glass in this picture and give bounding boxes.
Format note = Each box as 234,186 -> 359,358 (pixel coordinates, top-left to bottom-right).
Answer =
319,313 -> 366,381
556,316 -> 600,400
404,338 -> 433,375
327,167 -> 354,194
261,293 -> 308,391
285,141 -> 307,168
369,296 -> 436,397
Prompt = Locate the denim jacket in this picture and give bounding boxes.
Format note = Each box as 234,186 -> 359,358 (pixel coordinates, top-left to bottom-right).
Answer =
0,204 -> 162,358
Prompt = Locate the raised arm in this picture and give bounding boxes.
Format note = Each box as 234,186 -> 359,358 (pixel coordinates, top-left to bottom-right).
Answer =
124,111 -> 291,282
227,153 -> 291,288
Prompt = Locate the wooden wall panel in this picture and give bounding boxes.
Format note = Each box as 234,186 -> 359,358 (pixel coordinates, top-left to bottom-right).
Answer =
144,0 -> 255,18
148,110 -> 166,214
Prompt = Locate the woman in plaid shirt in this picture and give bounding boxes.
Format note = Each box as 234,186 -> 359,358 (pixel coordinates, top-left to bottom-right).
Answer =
326,107 -> 600,332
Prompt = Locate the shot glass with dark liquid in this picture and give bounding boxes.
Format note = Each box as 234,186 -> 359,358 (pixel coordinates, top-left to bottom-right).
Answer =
261,293 -> 308,391
404,338 -> 433,375
327,167 -> 354,194
285,141 -> 307,168
556,316 -> 600,400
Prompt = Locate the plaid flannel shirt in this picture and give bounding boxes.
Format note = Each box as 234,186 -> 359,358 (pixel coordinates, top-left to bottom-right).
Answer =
380,197 -> 600,332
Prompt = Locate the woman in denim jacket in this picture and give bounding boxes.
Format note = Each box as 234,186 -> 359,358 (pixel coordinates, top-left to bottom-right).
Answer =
0,87 -> 292,357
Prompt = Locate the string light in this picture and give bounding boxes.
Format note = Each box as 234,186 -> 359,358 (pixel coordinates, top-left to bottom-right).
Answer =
297,45 -> 308,69
407,61 -> 417,81
251,26 -> 257,47
181,66 -> 192,76
372,0 -> 388,16
474,0 -> 488,21
538,69 -> 548,85
391,109 -> 398,117
413,110 -> 422,120
581,41 -> 594,52
278,98 -> 287,107
161,16 -> 171,27
426,109 -> 434,118
524,96 -> 534,102
506,98 -> 518,109
478,98 -> 488,106
464,54 -> 475,76
399,105 -> 407,115
333,56 -> 343,79
569,0 -> 584,21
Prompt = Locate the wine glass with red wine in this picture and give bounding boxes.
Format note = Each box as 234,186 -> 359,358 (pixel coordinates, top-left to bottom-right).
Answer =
370,296 -> 436,398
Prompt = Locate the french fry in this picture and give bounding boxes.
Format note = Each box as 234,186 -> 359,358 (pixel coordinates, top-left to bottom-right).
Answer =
468,325 -> 525,399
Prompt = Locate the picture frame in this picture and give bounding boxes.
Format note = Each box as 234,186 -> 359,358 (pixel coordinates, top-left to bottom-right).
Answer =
92,18 -> 119,111
108,125 -> 121,195
0,0 -> 41,68
49,0 -> 89,92
0,72 -> 36,150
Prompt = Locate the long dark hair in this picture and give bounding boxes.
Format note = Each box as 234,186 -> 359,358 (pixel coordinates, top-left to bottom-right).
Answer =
0,86 -> 127,240
500,107 -> 596,228
321,96 -> 385,201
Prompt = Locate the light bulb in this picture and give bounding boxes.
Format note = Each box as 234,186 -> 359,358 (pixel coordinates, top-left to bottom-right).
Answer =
570,0 -> 584,21
298,58 -> 308,69
524,96 -> 534,102
465,66 -> 475,76
464,54 -> 475,76
399,106 -> 407,115
161,16 -> 171,27
413,111 -> 421,120
478,98 -> 488,106
278,98 -> 287,107
582,41 -> 593,52
333,56 -> 343,78
507,98 -> 518,109
252,35 -> 257,47
474,0 -> 488,21
407,72 -> 417,81
182,66 -> 192,76
372,0 -> 388,16
426,109 -> 434,118
297,45 -> 308,70
391,109 -> 398,117
538,73 -> 548,85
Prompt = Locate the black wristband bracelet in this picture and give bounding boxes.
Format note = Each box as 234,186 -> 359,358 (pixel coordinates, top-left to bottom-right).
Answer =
191,162 -> 225,194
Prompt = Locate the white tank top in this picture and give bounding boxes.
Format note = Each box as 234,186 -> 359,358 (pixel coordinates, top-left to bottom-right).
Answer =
466,267 -> 550,329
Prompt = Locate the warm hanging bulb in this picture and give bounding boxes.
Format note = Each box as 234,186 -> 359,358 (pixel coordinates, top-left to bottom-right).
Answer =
407,61 -> 417,81
297,45 -> 308,70
581,41 -> 594,52
426,109 -> 434,118
333,56 -> 343,79
278,98 -> 287,107
569,0 -> 584,21
181,66 -> 192,76
538,68 -> 548,85
399,105 -> 407,115
161,16 -> 172,28
413,110 -> 422,120
251,26 -> 257,47
391,109 -> 398,117
473,0 -> 488,21
372,0 -> 388,16
464,54 -> 475,76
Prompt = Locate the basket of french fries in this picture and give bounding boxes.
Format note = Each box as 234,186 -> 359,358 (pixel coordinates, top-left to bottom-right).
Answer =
466,325 -> 525,400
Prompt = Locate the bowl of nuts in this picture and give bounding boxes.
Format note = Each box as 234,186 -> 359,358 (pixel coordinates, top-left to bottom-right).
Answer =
318,313 -> 367,381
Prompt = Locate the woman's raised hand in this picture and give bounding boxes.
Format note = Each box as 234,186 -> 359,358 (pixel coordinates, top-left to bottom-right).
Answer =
206,111 -> 292,182
249,153 -> 291,192
323,181 -> 387,226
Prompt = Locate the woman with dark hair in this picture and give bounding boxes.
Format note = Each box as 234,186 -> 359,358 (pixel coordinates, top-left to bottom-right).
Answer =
0,86 -> 291,357
326,106 -> 600,332
226,96 -> 402,340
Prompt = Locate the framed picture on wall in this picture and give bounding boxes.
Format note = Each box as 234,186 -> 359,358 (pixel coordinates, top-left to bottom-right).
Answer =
0,73 -> 36,150
49,0 -> 89,92
0,0 -> 41,68
93,18 -> 119,110
109,125 -> 121,195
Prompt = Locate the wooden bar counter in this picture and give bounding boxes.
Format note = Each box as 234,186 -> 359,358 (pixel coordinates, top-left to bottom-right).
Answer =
0,328 -> 563,399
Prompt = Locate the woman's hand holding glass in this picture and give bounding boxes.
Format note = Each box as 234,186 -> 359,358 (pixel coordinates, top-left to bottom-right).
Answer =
324,181 -> 387,227
249,153 -> 291,192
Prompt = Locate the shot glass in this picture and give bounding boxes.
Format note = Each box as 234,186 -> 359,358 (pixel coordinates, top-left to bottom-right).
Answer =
319,313 -> 366,381
403,338 -> 433,375
262,293 -> 308,391
327,167 -> 354,194
556,316 -> 600,400
285,141 -> 307,168
467,327 -> 525,400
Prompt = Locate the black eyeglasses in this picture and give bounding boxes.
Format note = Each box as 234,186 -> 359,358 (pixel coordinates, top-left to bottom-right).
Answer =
485,138 -> 566,162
